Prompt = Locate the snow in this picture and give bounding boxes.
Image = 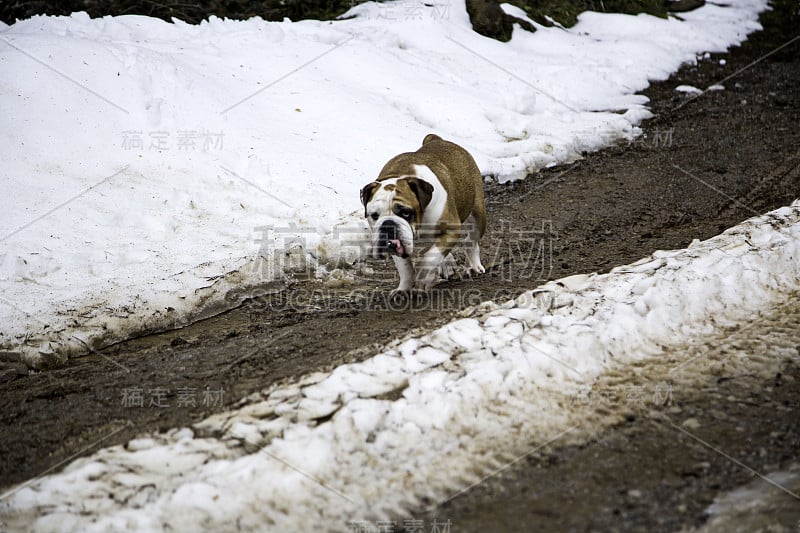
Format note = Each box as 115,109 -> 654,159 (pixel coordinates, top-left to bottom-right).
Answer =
700,468 -> 800,531
675,84 -> 704,94
0,0 -> 767,367
1,199 -> 798,530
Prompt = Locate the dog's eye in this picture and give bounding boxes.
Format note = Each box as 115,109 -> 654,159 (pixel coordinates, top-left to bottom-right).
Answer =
395,207 -> 413,221
370,213 -> 379,221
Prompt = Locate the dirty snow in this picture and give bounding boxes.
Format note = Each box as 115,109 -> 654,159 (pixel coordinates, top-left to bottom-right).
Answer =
2,200 -> 798,532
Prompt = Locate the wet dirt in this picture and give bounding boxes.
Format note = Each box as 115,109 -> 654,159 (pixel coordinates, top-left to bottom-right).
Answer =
423,352 -> 800,533
1,5 -> 799,530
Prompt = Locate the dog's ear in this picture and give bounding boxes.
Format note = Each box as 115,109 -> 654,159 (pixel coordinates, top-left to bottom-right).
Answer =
360,182 -> 380,217
405,178 -> 434,213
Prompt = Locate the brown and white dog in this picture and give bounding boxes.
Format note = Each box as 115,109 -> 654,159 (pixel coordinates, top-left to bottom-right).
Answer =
360,134 -> 487,293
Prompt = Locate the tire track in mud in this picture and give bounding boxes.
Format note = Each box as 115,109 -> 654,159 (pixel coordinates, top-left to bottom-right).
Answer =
716,151 -> 800,219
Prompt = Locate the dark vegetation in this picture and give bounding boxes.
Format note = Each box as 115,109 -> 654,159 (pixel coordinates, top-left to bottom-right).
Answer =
2,0 -> 708,41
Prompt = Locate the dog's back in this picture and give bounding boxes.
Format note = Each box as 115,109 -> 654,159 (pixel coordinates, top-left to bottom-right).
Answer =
416,134 -> 486,235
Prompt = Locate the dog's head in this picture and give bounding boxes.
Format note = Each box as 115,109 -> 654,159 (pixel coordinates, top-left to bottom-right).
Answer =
360,176 -> 434,259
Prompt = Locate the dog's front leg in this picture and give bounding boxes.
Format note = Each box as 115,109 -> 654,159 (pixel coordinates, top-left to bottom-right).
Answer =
391,255 -> 415,294
415,231 -> 460,291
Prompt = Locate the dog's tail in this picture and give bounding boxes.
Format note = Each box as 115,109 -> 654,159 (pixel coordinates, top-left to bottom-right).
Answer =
422,133 -> 443,145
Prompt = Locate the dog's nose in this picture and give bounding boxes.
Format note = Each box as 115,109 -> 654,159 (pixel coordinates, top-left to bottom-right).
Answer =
376,219 -> 398,255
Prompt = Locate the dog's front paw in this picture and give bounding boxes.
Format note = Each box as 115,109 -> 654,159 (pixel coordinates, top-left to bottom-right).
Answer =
468,264 -> 486,276
390,287 -> 409,298
390,280 -> 417,297
389,288 -> 427,306
438,254 -> 458,279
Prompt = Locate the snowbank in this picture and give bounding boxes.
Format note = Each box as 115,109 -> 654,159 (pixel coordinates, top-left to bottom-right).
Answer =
2,199 -> 798,532
0,0 -> 765,366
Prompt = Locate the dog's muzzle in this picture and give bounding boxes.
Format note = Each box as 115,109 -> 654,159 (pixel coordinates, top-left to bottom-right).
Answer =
374,219 -> 409,259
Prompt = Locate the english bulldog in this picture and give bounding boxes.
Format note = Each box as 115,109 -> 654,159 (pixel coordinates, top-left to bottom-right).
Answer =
360,134 -> 487,293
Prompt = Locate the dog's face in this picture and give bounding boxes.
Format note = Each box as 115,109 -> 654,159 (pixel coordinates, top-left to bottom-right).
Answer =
360,177 -> 434,259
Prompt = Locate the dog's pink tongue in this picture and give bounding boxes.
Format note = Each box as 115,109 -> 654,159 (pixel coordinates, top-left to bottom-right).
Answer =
390,239 -> 404,257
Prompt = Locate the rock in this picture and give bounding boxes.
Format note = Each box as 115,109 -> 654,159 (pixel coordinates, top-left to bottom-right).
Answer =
465,0 -> 535,42
171,336 -> 189,347
666,0 -> 705,13
0,358 -> 27,383
681,417 -> 701,430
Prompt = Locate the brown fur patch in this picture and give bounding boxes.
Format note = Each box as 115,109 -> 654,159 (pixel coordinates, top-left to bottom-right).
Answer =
390,179 -> 427,227
384,184 -> 396,191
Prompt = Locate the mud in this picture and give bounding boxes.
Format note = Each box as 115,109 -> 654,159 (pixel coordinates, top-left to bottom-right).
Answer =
424,356 -> 800,533
1,4 -> 799,531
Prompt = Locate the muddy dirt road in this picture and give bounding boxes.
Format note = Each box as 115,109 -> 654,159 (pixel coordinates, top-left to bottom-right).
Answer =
1,5 -> 799,531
